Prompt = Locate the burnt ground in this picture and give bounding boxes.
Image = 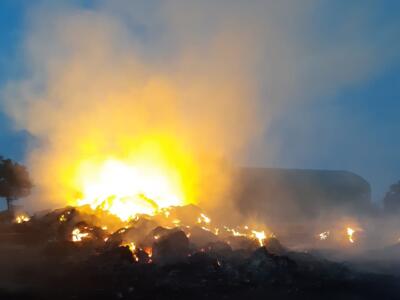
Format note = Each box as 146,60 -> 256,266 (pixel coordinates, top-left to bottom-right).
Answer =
1,242 -> 400,300
0,208 -> 400,300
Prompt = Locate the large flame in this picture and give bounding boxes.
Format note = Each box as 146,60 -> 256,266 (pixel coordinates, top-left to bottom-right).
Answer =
75,158 -> 186,220
68,137 -> 198,221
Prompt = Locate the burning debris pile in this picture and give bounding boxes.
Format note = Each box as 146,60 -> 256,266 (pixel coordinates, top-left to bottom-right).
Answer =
9,204 -> 273,258
1,206 -> 400,300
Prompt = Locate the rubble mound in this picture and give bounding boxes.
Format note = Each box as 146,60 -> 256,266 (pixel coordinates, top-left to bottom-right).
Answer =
0,206 -> 399,300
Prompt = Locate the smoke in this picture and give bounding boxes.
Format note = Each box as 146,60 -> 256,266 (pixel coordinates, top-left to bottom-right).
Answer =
2,1 -> 398,217
1,1 -> 266,211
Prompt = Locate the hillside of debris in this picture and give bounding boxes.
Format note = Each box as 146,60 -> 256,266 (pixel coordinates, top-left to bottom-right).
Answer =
0,206 -> 399,300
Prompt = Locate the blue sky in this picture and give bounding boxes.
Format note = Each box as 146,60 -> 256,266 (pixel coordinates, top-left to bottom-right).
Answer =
265,68 -> 400,201
0,1 -> 29,160
0,1 -> 399,202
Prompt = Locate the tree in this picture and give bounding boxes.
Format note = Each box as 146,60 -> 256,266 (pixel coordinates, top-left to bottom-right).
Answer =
0,156 -> 32,210
383,181 -> 400,214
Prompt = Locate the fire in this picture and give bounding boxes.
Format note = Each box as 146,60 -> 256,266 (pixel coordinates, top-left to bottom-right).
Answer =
197,213 -> 211,224
122,242 -> 152,263
251,230 -> 266,246
143,247 -> 153,258
224,226 -> 268,246
15,214 -> 30,224
74,157 -> 191,221
72,228 -> 90,242
347,227 -> 355,243
224,226 -> 246,237
318,231 -> 330,240
124,242 -> 136,252
172,219 -> 181,225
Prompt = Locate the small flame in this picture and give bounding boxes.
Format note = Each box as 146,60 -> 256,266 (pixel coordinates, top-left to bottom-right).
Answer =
15,215 -> 30,224
72,228 -> 90,242
318,231 -> 330,240
224,227 -> 247,237
197,213 -> 211,224
144,247 -> 153,258
347,227 -> 355,243
251,230 -> 266,247
125,242 -> 136,252
122,242 -> 152,262
59,214 -> 67,222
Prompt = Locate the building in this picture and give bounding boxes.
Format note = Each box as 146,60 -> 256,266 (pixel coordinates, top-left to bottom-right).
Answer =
233,168 -> 373,227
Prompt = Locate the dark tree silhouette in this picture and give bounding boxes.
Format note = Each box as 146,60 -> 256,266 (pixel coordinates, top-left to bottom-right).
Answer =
383,181 -> 400,214
0,156 -> 32,210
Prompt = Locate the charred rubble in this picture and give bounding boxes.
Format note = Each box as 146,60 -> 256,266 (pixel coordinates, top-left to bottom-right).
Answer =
0,206 -> 400,300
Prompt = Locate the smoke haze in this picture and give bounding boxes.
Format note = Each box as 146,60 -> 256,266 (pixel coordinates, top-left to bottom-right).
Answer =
2,1 -> 398,213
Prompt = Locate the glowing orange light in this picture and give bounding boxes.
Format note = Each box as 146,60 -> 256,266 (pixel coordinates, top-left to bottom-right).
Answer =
72,228 -> 89,242
15,214 -> 30,224
74,158 -> 189,221
347,227 -> 355,243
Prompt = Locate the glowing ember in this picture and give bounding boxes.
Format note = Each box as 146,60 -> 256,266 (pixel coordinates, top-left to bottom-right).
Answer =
224,226 -> 268,246
319,231 -> 330,240
124,242 -> 136,252
144,247 -> 153,258
15,215 -> 30,223
122,242 -> 153,262
59,214 -> 67,222
224,227 -> 246,237
72,228 -> 90,242
347,227 -> 355,243
163,210 -> 171,218
197,213 -> 211,224
172,219 -> 181,225
201,226 -> 211,232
